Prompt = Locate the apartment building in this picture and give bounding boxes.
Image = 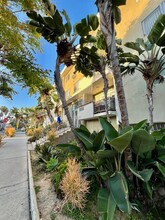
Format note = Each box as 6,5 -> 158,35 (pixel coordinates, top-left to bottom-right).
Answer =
57,0 -> 165,137
58,65 -> 117,133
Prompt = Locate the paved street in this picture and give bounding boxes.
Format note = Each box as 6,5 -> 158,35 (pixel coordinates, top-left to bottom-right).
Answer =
0,134 -> 30,220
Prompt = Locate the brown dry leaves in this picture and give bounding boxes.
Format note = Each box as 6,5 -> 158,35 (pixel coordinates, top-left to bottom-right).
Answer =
60,158 -> 90,209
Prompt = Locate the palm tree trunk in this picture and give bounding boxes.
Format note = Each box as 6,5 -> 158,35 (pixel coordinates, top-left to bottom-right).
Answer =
96,1 -> 131,178
146,82 -> 154,129
54,56 -> 88,158
99,59 -> 111,122
96,0 -> 129,127
45,106 -> 54,123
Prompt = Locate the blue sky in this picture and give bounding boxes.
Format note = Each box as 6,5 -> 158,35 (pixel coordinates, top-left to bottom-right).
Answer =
0,0 -> 97,110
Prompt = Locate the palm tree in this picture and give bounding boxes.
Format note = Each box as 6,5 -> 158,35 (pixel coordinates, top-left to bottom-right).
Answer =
95,0 -> 129,127
0,106 -> 8,116
120,15 -> 165,129
26,1 -> 76,128
10,107 -> 22,129
26,1 -> 98,158
26,107 -> 44,128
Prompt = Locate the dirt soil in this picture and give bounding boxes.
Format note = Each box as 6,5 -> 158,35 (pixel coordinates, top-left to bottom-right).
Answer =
31,151 -> 73,220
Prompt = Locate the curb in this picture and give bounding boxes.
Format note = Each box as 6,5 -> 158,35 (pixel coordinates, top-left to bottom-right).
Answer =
28,150 -> 40,220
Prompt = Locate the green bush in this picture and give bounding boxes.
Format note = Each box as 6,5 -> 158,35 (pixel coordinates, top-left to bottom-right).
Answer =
51,161 -> 67,198
46,158 -> 58,172
35,141 -> 54,163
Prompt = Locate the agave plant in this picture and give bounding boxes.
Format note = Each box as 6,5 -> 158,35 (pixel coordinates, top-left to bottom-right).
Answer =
120,15 -> 165,128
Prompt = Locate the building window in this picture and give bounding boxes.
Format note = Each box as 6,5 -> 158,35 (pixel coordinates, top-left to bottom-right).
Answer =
65,73 -> 70,83
141,1 -> 165,36
74,81 -> 80,93
78,99 -> 84,106
66,89 -> 70,100
94,88 -> 114,102
153,123 -> 165,130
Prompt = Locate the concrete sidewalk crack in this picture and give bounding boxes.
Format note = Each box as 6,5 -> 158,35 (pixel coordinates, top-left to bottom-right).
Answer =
0,185 -> 28,197
0,155 -> 26,160
0,179 -> 28,191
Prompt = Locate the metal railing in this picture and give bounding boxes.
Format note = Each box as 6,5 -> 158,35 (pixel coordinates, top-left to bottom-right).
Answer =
94,97 -> 116,114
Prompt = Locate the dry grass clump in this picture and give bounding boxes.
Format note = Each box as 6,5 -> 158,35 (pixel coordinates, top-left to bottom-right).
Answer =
33,127 -> 42,138
5,127 -> 16,137
60,158 -> 89,209
47,128 -> 56,143
27,129 -> 33,136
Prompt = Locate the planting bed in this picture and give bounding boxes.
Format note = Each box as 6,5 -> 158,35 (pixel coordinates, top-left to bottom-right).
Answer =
31,151 -> 73,220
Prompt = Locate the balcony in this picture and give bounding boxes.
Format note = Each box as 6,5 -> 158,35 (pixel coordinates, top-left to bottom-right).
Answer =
78,102 -> 94,120
94,97 -> 116,114
78,97 -> 116,121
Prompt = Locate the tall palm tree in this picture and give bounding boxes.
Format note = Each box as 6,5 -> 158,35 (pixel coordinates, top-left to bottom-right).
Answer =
95,0 -> 129,127
26,1 -> 98,158
10,107 -> 21,129
38,94 -> 54,123
29,107 -> 45,128
26,1 -> 76,128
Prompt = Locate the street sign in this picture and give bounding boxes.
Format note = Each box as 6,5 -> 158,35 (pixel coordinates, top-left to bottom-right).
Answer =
3,118 -> 8,123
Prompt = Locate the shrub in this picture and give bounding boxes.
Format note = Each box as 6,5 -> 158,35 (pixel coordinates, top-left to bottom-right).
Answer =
35,141 -> 54,163
5,127 -> 16,137
46,157 -> 58,172
60,158 -> 90,209
33,127 -> 42,139
27,136 -> 36,143
47,128 -> 57,144
27,129 -> 33,136
51,161 -> 67,197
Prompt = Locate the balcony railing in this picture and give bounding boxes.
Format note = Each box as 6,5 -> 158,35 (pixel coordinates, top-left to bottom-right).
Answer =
94,97 -> 116,114
78,102 -> 94,120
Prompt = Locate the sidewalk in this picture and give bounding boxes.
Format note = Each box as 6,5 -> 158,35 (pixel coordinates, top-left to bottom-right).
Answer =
0,134 -> 30,220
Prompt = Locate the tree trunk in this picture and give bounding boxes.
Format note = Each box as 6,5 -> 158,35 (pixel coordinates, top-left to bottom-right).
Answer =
45,106 -> 54,123
54,56 -> 88,158
99,58 -> 111,122
146,82 -> 154,130
96,1 -> 131,178
96,0 -> 129,127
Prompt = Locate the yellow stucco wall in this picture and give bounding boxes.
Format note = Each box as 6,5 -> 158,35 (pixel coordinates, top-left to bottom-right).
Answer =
86,117 -> 118,133
61,66 -> 84,98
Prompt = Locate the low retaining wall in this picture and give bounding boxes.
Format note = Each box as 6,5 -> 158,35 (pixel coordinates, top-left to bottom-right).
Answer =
57,131 -> 75,144
28,150 -> 40,220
